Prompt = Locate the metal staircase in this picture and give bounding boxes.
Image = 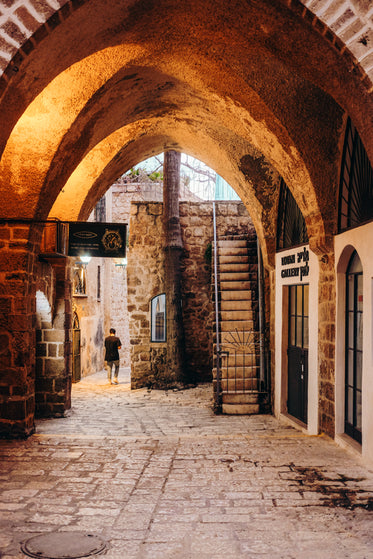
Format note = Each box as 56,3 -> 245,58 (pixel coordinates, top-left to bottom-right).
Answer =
212,219 -> 268,414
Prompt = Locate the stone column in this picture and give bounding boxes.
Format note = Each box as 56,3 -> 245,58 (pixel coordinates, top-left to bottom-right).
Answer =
0,222 -> 37,437
309,226 -> 336,439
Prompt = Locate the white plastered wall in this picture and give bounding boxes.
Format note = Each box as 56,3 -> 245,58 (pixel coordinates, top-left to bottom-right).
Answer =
274,245 -> 319,435
335,221 -> 373,463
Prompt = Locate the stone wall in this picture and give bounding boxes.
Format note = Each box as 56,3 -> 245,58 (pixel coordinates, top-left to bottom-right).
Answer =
128,201 -> 256,388
35,260 -> 72,417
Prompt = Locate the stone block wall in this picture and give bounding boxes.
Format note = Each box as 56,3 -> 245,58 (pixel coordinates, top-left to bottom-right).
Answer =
0,223 -> 39,437
128,201 -> 255,388
35,260 -> 72,417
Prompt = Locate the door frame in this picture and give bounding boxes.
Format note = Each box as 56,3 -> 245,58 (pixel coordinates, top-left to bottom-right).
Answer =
275,245 -> 319,435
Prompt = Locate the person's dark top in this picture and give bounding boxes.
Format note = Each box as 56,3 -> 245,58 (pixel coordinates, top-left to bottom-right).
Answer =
104,335 -> 122,361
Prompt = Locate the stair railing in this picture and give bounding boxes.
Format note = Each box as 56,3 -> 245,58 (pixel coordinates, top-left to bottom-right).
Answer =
213,202 -> 221,410
256,238 -> 266,390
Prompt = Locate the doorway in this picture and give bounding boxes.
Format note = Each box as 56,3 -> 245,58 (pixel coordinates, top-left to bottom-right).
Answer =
287,284 -> 309,424
345,251 -> 363,443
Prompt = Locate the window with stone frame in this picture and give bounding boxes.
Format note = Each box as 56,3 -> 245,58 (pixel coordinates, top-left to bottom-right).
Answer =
151,294 -> 166,342
73,266 -> 87,296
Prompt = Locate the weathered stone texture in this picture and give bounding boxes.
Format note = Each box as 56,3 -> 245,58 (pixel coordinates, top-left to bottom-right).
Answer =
128,201 -> 255,389
0,223 -> 37,437
317,253 -> 336,438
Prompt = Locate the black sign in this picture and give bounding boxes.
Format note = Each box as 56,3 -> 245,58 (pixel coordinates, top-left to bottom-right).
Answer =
68,222 -> 127,258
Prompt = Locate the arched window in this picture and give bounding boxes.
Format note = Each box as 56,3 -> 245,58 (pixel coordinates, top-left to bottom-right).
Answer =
338,118 -> 373,232
345,251 -> 363,443
276,179 -> 308,250
151,294 -> 166,342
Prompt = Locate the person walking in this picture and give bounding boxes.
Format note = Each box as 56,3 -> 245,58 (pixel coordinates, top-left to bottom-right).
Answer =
104,328 -> 122,384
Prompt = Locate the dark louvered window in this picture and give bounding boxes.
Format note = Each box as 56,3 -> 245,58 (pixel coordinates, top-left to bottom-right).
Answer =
338,118 -> 373,232
276,179 -> 308,250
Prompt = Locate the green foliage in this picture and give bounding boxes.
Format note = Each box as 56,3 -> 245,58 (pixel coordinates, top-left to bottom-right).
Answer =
148,171 -> 163,182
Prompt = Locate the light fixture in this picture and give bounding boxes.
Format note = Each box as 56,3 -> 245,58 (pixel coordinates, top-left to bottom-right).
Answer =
79,255 -> 92,264
114,257 -> 127,267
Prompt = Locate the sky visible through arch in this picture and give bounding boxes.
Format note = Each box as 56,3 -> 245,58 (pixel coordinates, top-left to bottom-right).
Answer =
128,153 -> 240,201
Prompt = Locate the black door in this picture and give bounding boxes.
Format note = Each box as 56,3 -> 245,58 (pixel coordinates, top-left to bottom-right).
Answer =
287,284 -> 309,424
345,252 -> 363,444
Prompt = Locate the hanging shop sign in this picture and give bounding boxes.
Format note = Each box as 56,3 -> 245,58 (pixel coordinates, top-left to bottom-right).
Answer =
68,222 -> 127,258
280,246 -> 309,281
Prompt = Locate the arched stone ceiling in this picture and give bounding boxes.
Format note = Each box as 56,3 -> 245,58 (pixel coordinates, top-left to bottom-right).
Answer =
0,0 -> 372,263
1,0 -> 372,85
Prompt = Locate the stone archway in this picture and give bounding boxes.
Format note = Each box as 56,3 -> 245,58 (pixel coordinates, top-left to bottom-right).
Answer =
0,0 -> 373,438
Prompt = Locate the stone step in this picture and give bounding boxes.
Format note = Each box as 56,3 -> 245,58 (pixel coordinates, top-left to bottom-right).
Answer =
222,402 -> 260,415
219,320 -> 255,332
219,272 -> 251,281
220,290 -> 253,301
218,240 -> 247,248
220,280 -> 254,291
213,366 -> 259,380
220,310 -> 254,321
220,299 -> 252,310
219,262 -> 257,272
219,247 -> 248,257
214,378 -> 260,392
219,255 -> 249,265
219,264 -> 249,274
223,392 -> 260,405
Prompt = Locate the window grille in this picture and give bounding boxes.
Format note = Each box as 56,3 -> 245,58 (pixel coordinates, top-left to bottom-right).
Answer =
276,179 -> 308,250
338,118 -> 373,232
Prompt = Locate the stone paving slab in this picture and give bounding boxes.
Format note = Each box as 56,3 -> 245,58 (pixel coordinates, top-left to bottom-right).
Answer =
0,370 -> 373,558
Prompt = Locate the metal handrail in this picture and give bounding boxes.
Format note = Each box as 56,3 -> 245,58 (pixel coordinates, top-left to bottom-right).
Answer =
213,202 -> 221,409
257,238 -> 265,389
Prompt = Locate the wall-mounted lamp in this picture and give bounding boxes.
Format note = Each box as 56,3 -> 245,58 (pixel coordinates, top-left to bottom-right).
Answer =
114,257 -> 127,267
79,255 -> 92,265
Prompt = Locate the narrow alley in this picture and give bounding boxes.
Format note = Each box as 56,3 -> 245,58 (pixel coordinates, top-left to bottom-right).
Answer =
0,372 -> 372,559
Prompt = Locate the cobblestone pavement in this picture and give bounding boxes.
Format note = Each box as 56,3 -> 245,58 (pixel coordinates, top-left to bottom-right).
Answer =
1,370 -> 373,558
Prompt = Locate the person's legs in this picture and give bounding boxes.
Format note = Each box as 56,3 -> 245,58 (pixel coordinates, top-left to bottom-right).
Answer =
105,361 -> 114,383
113,360 -> 120,383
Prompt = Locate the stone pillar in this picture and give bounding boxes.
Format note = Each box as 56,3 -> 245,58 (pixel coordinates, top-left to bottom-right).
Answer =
0,223 -> 37,438
309,223 -> 336,439
35,261 -> 72,417
317,251 -> 336,438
